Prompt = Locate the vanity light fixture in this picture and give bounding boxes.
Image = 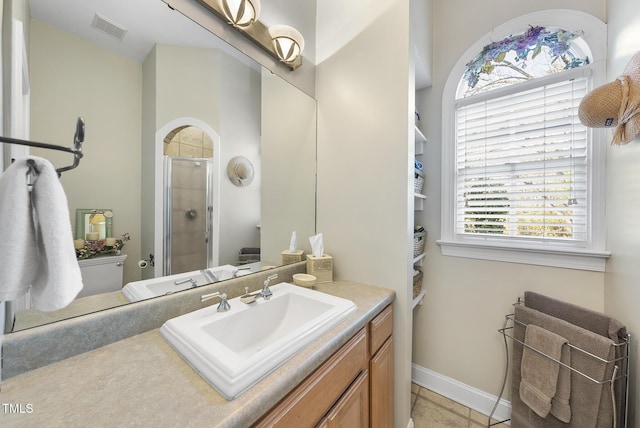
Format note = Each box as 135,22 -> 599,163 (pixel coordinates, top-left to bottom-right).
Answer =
194,0 -> 305,70
220,0 -> 260,28
268,25 -> 305,65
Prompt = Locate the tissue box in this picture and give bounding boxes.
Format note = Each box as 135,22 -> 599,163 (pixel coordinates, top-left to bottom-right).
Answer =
281,250 -> 305,265
306,254 -> 333,283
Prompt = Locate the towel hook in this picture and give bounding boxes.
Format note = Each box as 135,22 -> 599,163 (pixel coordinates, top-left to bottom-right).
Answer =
25,158 -> 40,190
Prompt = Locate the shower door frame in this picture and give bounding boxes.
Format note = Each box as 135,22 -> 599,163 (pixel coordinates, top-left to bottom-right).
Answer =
163,156 -> 215,276
154,118 -> 221,278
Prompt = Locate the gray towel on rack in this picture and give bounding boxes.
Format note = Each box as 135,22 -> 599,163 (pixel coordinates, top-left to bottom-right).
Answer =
524,291 -> 627,342
551,344 -> 572,423
511,305 -> 616,428
524,291 -> 627,424
519,325 -> 570,420
0,156 -> 83,311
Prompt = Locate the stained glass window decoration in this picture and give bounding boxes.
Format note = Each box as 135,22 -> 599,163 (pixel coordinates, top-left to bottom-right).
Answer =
460,26 -> 590,97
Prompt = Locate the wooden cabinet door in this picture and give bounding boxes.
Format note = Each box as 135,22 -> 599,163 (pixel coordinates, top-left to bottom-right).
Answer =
370,337 -> 394,428
318,370 -> 369,428
255,329 -> 367,428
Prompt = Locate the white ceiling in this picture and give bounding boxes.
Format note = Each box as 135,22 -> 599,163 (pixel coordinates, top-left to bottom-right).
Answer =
28,0 -> 254,65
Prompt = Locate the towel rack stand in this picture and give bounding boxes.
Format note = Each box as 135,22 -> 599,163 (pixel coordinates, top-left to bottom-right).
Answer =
489,302 -> 630,428
0,117 -> 85,176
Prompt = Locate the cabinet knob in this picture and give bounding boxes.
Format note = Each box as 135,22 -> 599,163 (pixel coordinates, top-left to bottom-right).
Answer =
116,262 -> 124,267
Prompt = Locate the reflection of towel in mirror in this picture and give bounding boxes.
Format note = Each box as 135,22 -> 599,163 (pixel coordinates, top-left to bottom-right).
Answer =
519,325 -> 571,421
0,156 -> 83,311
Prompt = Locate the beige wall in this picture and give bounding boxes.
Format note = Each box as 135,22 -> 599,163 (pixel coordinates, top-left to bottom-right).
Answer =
140,46 -> 157,281
605,0 -> 640,424
260,69 -> 317,264
2,0 -> 30,159
29,19 -> 142,285
154,45 -> 221,131
315,0 -> 414,426
147,45 -> 262,268
413,0 -> 608,404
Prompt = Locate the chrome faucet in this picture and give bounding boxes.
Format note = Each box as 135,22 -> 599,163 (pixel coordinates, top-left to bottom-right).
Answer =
232,266 -> 251,277
259,274 -> 278,300
175,278 -> 198,288
201,269 -> 219,283
201,291 -> 231,312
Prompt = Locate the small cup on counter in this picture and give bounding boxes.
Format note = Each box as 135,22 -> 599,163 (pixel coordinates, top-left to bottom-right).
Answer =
292,273 -> 317,289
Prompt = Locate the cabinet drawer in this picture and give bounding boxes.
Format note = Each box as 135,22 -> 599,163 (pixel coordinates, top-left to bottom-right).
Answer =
317,369 -> 369,428
255,328 -> 368,428
369,305 -> 393,356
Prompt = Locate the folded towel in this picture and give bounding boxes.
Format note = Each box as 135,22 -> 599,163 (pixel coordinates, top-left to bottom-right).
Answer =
524,291 -> 627,342
524,291 -> 627,424
519,325 -> 569,418
551,344 -> 572,423
0,156 -> 83,311
512,305 -> 616,428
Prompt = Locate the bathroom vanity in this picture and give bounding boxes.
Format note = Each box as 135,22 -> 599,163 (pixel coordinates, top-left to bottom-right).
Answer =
255,303 -> 394,427
0,280 -> 394,427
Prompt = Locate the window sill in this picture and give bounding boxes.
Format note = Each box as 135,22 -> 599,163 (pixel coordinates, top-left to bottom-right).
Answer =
436,239 -> 610,272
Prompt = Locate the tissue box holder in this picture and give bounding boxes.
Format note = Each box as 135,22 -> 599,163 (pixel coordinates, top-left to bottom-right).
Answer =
306,254 -> 333,283
281,250 -> 305,265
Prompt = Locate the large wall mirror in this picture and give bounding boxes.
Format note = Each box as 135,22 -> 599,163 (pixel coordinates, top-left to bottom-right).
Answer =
10,0 -> 316,332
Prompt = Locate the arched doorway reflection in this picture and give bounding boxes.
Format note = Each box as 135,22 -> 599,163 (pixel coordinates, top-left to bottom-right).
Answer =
154,119 -> 221,277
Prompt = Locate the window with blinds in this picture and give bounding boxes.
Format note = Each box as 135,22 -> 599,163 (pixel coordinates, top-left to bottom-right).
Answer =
440,12 -> 608,270
455,75 -> 589,245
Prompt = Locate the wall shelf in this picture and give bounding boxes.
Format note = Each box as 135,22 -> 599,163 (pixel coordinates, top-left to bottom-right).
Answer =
415,126 -> 426,155
412,123 -> 427,311
412,289 -> 426,309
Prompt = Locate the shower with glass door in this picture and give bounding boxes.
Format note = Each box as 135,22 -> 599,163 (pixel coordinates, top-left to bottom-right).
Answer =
163,157 -> 214,275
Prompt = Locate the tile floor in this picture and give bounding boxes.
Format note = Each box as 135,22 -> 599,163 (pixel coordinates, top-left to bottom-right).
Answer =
411,383 -> 509,428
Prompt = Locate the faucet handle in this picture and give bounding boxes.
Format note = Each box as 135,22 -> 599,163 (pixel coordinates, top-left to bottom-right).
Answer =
260,273 -> 278,300
264,273 -> 278,286
175,277 -> 197,287
201,292 -> 231,312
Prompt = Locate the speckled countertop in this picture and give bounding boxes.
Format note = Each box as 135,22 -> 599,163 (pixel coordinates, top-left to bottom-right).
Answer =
0,281 -> 394,427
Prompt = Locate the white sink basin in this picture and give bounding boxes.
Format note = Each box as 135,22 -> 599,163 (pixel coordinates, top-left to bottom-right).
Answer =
160,282 -> 357,400
122,265 -> 239,302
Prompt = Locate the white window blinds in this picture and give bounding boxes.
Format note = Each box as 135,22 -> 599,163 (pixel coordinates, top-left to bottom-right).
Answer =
455,75 -> 588,244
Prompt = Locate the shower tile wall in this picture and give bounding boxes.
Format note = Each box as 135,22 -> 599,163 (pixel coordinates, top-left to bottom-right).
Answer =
170,159 -> 208,274
164,126 -> 213,158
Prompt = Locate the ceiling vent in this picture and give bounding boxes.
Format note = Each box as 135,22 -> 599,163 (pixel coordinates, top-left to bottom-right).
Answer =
91,13 -> 128,41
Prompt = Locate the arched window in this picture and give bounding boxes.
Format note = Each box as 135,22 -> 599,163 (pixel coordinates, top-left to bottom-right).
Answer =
439,10 -> 610,271
460,26 -> 590,97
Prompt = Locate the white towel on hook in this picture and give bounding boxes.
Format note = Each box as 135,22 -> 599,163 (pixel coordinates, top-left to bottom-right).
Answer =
0,156 -> 83,311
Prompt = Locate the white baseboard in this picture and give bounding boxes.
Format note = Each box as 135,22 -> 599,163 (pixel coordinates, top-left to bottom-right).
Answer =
411,364 -> 511,424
